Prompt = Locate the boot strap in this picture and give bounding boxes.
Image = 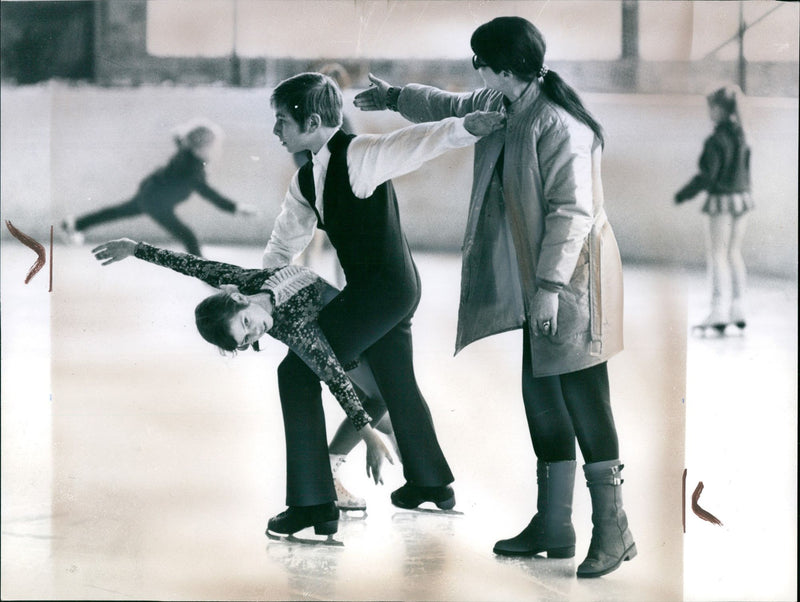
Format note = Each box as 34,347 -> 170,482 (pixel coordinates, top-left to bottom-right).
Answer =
587,476 -> 623,486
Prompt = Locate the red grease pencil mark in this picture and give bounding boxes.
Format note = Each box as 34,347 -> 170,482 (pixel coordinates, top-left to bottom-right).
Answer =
682,468 -> 687,533
691,481 -> 723,526
5,220 -> 47,284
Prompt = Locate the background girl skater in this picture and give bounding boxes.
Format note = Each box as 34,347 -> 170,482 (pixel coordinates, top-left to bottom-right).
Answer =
61,119 -> 257,256
355,16 -> 635,578
675,84 -> 753,334
90,237 -> 395,535
264,72 -> 504,537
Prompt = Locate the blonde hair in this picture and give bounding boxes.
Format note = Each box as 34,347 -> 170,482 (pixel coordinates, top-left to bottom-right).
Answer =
172,118 -> 223,154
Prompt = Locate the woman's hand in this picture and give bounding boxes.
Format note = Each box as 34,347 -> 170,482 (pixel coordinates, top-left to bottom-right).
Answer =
361,424 -> 394,485
532,289 -> 559,337
353,73 -> 393,111
464,111 -> 506,137
91,238 -> 138,265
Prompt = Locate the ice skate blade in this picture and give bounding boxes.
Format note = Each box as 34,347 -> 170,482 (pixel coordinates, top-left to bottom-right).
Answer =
339,508 -> 368,520
265,530 -> 344,546
392,506 -> 464,516
690,323 -> 745,338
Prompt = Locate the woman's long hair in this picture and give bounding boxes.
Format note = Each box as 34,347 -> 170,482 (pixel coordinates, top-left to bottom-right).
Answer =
471,16 -> 605,145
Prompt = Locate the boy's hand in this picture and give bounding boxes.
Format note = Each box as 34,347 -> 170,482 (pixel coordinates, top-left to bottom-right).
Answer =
464,111 -> 506,137
353,73 -> 393,111
92,238 -> 138,265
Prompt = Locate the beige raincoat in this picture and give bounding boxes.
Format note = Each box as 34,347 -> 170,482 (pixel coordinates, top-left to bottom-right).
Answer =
397,83 -> 623,377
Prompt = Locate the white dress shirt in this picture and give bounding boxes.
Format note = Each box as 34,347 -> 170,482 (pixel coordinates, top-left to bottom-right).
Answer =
262,117 -> 479,269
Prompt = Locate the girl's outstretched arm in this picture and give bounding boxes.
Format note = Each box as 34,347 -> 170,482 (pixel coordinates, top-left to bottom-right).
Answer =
92,238 -> 250,288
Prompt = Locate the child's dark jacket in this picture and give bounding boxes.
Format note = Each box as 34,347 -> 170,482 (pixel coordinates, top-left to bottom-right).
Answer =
136,147 -> 237,213
676,121 -> 751,202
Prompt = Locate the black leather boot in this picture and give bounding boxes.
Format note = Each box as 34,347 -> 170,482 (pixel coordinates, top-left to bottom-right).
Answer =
493,460 -> 576,558
577,460 -> 637,578
266,502 -> 339,536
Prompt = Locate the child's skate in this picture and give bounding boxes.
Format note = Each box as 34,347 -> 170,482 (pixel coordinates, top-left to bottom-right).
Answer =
691,308 -> 730,337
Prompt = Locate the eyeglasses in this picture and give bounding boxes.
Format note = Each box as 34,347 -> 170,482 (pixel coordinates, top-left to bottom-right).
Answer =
472,55 -> 489,70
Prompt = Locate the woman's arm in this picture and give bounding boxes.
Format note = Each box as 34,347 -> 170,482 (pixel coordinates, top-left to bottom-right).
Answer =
354,73 -> 499,122
92,238 -> 249,288
535,117 -> 596,292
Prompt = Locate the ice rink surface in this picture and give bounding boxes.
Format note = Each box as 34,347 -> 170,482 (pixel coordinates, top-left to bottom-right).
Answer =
1,244 -> 796,601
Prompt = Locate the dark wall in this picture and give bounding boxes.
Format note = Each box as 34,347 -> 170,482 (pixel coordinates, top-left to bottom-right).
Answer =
1,1 -> 95,84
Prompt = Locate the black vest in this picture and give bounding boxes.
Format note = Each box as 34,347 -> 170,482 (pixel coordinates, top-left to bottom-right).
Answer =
298,130 -> 417,291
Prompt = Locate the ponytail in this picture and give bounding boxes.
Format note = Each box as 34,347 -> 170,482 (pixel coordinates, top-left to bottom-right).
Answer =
541,69 -> 605,147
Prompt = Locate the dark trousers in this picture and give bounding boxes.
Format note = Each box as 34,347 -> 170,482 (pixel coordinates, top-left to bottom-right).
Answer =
277,272 -> 454,506
521,327 -> 620,464
75,198 -> 201,256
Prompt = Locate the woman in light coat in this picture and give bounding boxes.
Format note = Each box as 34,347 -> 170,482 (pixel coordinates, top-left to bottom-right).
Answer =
355,16 -> 634,578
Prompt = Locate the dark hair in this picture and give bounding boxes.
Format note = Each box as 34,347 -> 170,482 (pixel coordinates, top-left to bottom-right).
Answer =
194,290 -> 246,352
271,72 -> 343,131
707,84 -> 743,125
471,16 -> 604,145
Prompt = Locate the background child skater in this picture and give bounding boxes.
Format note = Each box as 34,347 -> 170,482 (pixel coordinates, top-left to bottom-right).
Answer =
61,119 -> 257,256
675,84 -> 753,333
91,237 -> 396,533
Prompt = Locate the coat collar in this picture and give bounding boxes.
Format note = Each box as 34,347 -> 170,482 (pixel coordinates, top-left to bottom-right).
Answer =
504,80 -> 542,118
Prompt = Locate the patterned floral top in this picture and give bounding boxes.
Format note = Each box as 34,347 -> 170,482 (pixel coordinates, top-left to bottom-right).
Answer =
134,242 -> 371,430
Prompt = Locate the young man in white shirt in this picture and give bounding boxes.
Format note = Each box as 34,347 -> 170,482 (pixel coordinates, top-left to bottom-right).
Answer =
263,72 -> 504,537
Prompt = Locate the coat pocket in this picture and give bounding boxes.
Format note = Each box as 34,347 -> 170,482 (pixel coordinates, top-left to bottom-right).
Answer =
554,242 -> 591,339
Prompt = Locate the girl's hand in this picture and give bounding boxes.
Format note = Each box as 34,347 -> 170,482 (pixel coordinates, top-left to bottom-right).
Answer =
353,73 -> 393,111
464,111 -> 506,137
361,425 -> 394,485
235,203 -> 259,217
91,238 -> 138,265
532,289 -> 559,337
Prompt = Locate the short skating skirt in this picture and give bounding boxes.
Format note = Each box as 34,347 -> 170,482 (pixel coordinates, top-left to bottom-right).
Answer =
702,192 -> 754,217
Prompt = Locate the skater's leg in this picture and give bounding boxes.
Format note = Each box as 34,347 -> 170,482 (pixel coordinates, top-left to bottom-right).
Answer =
559,362 -> 619,464
728,213 -> 750,326
521,328 -> 577,462
74,199 -> 142,231
148,209 -> 202,256
277,350 -> 335,507
702,214 -> 733,325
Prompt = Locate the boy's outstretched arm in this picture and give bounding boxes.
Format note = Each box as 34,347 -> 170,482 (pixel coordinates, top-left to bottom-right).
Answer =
348,111 -> 504,198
